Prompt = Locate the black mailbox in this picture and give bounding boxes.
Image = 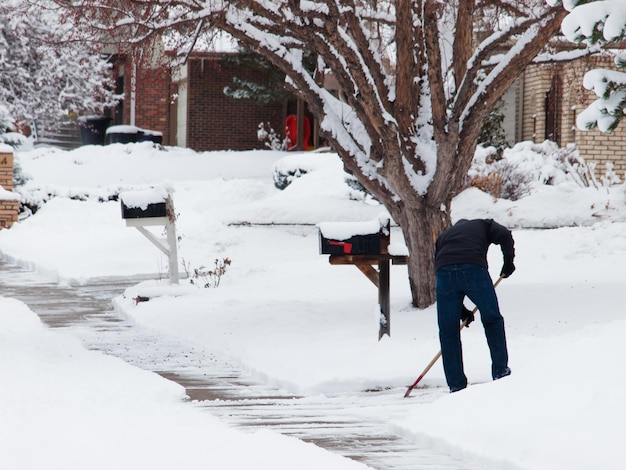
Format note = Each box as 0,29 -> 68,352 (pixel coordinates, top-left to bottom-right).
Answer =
318,218 -> 389,255
121,201 -> 167,219
319,232 -> 381,255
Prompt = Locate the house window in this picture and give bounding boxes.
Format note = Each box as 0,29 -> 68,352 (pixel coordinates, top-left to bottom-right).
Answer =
545,74 -> 562,145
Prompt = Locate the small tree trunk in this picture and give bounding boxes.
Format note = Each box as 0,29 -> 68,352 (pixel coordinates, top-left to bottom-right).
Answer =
391,203 -> 451,309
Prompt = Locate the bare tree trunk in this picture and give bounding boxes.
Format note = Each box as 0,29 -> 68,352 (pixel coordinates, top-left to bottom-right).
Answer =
389,202 -> 451,309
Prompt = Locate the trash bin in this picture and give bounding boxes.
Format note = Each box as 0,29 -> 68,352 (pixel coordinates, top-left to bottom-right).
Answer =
105,125 -> 141,144
137,129 -> 163,145
78,116 -> 111,146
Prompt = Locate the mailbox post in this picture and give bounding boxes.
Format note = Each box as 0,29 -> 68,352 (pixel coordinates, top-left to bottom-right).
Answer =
120,189 -> 179,283
318,216 -> 408,339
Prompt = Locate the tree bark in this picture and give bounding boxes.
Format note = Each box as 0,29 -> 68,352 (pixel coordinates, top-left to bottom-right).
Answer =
386,200 -> 450,309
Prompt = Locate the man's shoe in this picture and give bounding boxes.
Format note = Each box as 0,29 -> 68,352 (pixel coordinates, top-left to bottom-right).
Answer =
450,384 -> 467,393
493,367 -> 511,380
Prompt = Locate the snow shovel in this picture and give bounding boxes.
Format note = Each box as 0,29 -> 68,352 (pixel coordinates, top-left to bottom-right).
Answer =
403,275 -> 505,398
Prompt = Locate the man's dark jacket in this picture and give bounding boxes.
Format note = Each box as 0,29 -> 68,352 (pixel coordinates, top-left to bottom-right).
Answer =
434,219 -> 515,272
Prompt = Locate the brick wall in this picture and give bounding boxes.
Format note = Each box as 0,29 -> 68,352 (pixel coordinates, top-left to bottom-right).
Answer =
134,64 -> 172,145
117,58 -> 172,146
520,66 -> 551,143
521,58 -> 626,179
185,56 -> 285,151
0,151 -> 19,229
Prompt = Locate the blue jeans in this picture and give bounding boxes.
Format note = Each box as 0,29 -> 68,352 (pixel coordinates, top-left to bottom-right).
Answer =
436,264 -> 509,391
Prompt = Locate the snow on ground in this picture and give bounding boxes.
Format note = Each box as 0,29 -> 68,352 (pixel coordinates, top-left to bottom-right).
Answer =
0,140 -> 625,469
0,298 -> 369,470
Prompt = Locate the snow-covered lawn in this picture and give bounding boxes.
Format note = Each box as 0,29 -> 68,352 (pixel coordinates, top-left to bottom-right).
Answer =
0,141 -> 625,469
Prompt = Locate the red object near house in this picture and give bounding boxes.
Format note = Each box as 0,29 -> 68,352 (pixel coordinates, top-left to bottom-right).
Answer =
285,114 -> 311,150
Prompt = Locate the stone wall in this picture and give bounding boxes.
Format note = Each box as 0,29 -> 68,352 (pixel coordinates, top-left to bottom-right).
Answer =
0,150 -> 19,229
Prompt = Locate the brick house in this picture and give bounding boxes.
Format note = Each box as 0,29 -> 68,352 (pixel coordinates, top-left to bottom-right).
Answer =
110,51 -> 307,151
501,55 -> 626,178
114,46 -> 626,178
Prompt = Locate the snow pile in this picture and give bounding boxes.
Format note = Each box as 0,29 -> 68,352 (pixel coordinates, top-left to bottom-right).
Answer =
0,300 -> 370,470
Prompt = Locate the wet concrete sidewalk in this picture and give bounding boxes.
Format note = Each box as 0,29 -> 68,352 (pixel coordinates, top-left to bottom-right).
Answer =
0,259 -> 487,470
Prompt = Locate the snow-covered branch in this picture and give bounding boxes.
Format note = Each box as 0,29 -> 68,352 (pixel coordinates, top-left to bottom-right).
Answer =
0,0 -> 117,126
556,0 -> 626,133
561,0 -> 626,45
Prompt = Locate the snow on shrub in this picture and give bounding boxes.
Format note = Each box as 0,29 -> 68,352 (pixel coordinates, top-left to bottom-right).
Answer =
258,122 -> 288,151
467,141 -> 609,200
274,142 -> 613,203
271,151 -> 379,203
1,132 -> 28,150
271,151 -> 342,189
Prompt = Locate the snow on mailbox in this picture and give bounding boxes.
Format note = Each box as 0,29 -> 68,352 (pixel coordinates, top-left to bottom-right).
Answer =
318,215 -> 389,255
120,186 -> 169,220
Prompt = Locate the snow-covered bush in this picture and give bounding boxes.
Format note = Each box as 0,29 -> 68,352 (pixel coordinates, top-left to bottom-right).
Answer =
467,141 -> 604,200
257,122 -> 287,151
12,155 -> 29,188
0,107 -> 25,149
1,132 -> 28,149
478,100 -> 511,156
343,173 -> 379,203
273,142 -> 608,204
0,106 -> 11,134
271,151 -> 379,202
271,151 -> 341,189
467,146 -> 532,200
